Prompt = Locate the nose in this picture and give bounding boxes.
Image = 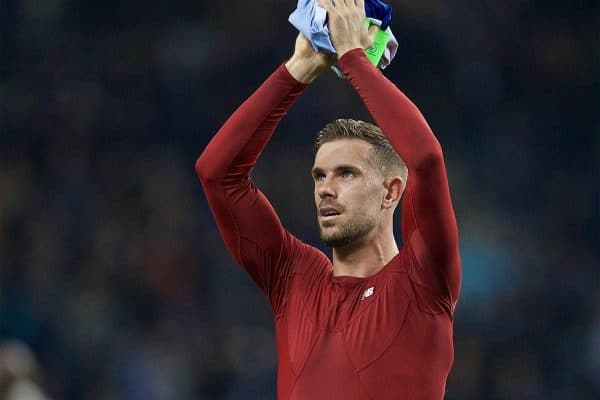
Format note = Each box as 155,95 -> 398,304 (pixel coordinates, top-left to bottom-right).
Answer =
317,176 -> 336,199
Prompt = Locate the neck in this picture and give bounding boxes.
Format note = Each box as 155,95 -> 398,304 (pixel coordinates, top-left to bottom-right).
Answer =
331,224 -> 399,278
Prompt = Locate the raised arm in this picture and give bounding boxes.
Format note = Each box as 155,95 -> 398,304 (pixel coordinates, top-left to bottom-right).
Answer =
195,35 -> 331,312
340,51 -> 460,308
322,0 -> 460,309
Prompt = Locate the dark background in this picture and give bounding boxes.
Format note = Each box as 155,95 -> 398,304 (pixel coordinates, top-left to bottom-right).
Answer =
1,0 -> 598,399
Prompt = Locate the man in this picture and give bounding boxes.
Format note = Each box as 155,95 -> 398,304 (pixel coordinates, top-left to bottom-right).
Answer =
196,0 -> 461,398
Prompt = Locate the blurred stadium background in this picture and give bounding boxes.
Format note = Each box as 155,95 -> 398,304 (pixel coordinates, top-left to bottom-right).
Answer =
1,0 -> 598,399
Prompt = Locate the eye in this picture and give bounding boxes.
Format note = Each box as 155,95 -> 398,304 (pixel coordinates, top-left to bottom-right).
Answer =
341,170 -> 355,179
313,172 -> 325,182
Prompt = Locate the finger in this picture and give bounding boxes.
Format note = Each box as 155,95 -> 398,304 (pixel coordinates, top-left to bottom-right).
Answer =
318,0 -> 332,11
356,0 -> 366,18
368,24 -> 378,45
336,0 -> 348,9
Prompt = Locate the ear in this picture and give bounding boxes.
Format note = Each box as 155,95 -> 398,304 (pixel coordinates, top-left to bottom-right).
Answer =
382,176 -> 405,209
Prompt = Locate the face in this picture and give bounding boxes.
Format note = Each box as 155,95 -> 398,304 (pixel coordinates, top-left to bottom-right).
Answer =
312,139 -> 385,248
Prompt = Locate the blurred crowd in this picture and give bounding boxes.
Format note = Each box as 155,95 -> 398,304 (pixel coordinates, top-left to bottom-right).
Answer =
1,0 -> 598,399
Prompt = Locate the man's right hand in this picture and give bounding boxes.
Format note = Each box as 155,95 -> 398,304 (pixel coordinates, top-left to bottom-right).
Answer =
285,33 -> 334,84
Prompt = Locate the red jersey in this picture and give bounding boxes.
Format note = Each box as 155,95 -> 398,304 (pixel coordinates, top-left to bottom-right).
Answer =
196,50 -> 461,399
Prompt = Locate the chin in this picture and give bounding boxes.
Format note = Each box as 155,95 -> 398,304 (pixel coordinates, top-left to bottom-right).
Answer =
319,215 -> 378,248
320,228 -> 358,248
322,236 -> 350,248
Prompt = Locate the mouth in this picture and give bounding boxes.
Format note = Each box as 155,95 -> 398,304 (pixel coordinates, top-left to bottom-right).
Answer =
319,207 -> 341,221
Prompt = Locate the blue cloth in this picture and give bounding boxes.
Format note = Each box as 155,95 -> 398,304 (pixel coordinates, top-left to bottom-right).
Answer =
365,0 -> 392,30
289,0 -> 393,54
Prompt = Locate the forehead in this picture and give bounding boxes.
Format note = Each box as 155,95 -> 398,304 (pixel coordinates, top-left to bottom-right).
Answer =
313,139 -> 374,169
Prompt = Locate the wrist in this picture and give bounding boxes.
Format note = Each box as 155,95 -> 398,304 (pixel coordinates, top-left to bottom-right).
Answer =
285,56 -> 325,84
336,45 -> 361,59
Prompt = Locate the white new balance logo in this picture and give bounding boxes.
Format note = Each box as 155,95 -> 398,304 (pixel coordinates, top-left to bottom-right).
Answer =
360,286 -> 374,300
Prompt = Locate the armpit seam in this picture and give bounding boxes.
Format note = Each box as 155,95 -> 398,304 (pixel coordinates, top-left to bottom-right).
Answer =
239,234 -> 291,317
405,227 -> 454,318
406,174 -> 458,317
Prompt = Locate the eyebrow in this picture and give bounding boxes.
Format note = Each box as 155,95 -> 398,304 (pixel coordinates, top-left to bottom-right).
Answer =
311,164 -> 362,176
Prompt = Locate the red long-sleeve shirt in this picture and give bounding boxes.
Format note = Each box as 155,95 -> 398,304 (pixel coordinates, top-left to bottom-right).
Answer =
196,50 -> 461,400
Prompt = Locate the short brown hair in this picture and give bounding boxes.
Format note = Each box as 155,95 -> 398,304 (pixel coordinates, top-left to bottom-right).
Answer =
314,119 -> 408,180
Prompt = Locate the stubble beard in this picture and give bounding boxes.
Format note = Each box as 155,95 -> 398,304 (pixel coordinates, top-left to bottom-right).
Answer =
319,212 -> 379,248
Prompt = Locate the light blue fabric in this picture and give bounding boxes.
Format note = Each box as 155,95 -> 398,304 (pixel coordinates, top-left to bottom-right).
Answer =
289,0 -> 393,54
289,0 -> 335,53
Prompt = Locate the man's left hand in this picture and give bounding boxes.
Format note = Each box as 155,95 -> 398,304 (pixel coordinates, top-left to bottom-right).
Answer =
319,0 -> 377,58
